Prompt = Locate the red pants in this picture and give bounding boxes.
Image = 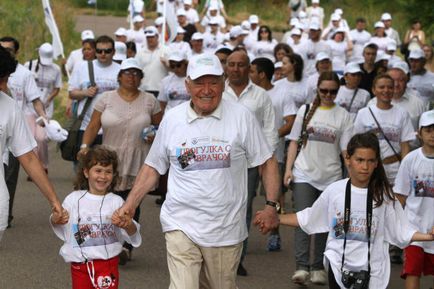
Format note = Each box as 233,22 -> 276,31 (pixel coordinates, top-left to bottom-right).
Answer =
71,256 -> 119,289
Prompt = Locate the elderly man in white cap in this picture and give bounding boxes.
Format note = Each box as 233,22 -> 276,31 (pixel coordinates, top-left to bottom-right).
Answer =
381,12 -> 401,48
407,48 -> 434,107
23,43 -> 62,174
113,53 -> 280,289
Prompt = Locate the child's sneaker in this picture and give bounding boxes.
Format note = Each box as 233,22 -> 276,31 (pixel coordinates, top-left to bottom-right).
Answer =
310,269 -> 327,285
267,233 -> 281,251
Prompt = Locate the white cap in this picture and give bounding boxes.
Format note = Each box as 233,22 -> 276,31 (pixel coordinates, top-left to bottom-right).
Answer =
81,30 -> 95,40
38,43 -> 53,65
296,22 -> 306,30
154,16 -> 164,26
333,27 -> 346,35
315,52 -> 330,62
344,62 -> 362,74
334,8 -> 343,15
191,32 -> 204,41
298,11 -> 307,19
133,15 -> 145,23
114,27 -> 127,36
374,21 -> 385,29
184,0 -> 192,5
289,18 -> 299,26
177,26 -> 186,34
386,41 -> 397,51
309,21 -> 321,30
408,48 -> 426,59
312,0 -> 319,3
113,41 -> 127,61
241,20 -> 250,31
230,26 -> 243,38
381,13 -> 392,21
45,119 -> 68,142
187,53 -> 224,80
215,44 -> 232,53
375,51 -> 391,62
419,110 -> 434,128
120,58 -> 142,70
176,8 -> 187,16
209,3 -> 219,10
208,17 -> 220,25
169,51 -> 187,62
331,13 -> 341,22
291,28 -> 302,36
249,15 -> 259,24
389,61 -> 410,75
274,61 -> 283,69
144,26 -> 158,37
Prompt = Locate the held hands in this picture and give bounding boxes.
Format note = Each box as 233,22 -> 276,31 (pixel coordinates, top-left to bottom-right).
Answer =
112,206 -> 134,229
51,204 -> 69,225
253,206 -> 279,235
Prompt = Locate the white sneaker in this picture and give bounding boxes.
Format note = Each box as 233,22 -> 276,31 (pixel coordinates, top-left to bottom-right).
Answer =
310,269 -> 327,285
291,270 -> 309,285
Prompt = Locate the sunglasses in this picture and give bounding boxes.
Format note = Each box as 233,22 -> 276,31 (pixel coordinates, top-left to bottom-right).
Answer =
122,70 -> 141,76
96,48 -> 113,54
170,62 -> 183,69
318,88 -> 339,95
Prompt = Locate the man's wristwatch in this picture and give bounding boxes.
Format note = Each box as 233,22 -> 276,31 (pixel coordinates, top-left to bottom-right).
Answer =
80,144 -> 88,149
265,200 -> 280,212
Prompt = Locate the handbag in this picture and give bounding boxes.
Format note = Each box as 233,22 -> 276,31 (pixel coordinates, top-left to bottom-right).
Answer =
59,60 -> 95,161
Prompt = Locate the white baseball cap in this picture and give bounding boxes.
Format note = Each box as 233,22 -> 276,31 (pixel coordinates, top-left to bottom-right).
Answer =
298,11 -> 307,19
133,15 -> 145,23
309,21 -> 321,30
375,51 -> 390,62
208,17 -> 220,25
374,21 -> 385,29
316,52 -> 330,62
38,43 -> 54,65
386,41 -> 397,51
177,26 -> 186,34
176,8 -> 187,16
312,0 -> 320,4
289,18 -> 300,26
290,28 -> 302,36
114,27 -> 127,37
331,13 -> 341,22
381,13 -> 392,21
241,20 -> 250,31
334,8 -> 343,15
113,41 -> 127,61
344,62 -> 362,74
144,26 -> 158,37
184,0 -> 192,5
419,110 -> 434,128
191,32 -> 204,41
249,15 -> 259,24
81,30 -> 95,40
154,17 -> 164,26
389,61 -> 410,75
209,3 -> 219,10
408,48 -> 426,59
187,53 -> 223,80
274,61 -> 283,69
169,51 -> 187,62
120,58 -> 142,70
230,26 -> 243,38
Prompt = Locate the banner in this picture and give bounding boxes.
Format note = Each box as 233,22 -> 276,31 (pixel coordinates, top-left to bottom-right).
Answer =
41,0 -> 65,59
161,0 -> 178,45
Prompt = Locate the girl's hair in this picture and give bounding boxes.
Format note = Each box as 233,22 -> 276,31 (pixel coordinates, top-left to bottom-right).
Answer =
346,132 -> 395,207
74,146 -> 119,192
372,73 -> 393,91
273,43 -> 293,60
284,53 -> 304,81
301,71 -> 340,147
257,25 -> 272,42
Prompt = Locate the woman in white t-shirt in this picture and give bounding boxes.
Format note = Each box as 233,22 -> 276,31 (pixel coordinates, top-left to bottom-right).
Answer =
326,28 -> 353,75
274,53 -> 308,109
270,132 -> 434,289
253,25 -> 278,62
370,22 -> 393,52
168,27 -> 192,59
282,72 -> 353,286
354,74 -> 415,185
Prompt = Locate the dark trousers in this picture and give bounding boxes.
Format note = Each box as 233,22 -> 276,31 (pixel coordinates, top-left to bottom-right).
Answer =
328,264 -> 341,289
114,189 -> 140,251
5,152 -> 20,220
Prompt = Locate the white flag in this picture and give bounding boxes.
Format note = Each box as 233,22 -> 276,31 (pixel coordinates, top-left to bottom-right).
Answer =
41,0 -> 64,59
162,0 -> 178,45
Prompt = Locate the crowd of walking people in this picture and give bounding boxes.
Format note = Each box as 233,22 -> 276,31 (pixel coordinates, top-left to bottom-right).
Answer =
1,0 -> 434,288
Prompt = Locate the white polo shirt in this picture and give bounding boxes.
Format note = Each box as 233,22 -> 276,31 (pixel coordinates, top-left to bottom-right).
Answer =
223,81 -> 279,151
146,99 -> 273,246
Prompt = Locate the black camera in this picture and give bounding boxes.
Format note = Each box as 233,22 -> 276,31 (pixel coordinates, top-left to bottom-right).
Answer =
341,270 -> 370,289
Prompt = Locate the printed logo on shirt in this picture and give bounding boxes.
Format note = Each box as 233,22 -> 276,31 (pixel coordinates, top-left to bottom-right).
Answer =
307,126 -> 337,144
168,89 -> 190,101
413,176 -> 434,198
331,210 -> 378,242
367,125 -> 400,143
175,137 -> 232,170
72,215 -> 118,247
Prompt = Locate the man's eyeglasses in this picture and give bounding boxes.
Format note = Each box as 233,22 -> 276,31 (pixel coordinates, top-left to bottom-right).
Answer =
96,48 -> 113,54
318,88 -> 339,95
170,62 -> 183,69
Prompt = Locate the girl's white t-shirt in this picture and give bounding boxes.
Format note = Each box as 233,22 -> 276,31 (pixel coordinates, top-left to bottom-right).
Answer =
288,105 -> 353,190
253,39 -> 278,62
297,179 -> 417,289
354,105 -> 415,183
393,148 -> 434,253
158,74 -> 190,112
51,191 -> 142,263
274,78 -> 309,109
335,86 -> 370,121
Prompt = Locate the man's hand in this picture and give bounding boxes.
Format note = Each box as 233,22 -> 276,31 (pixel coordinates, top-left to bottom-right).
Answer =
253,206 -> 279,234
86,86 -> 98,98
112,205 -> 135,228
51,204 -> 69,225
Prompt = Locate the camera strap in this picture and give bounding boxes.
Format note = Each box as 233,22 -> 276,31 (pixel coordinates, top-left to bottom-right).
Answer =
340,179 -> 373,274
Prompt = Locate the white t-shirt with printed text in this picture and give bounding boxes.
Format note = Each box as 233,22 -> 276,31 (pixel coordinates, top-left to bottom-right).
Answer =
157,74 -> 190,112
